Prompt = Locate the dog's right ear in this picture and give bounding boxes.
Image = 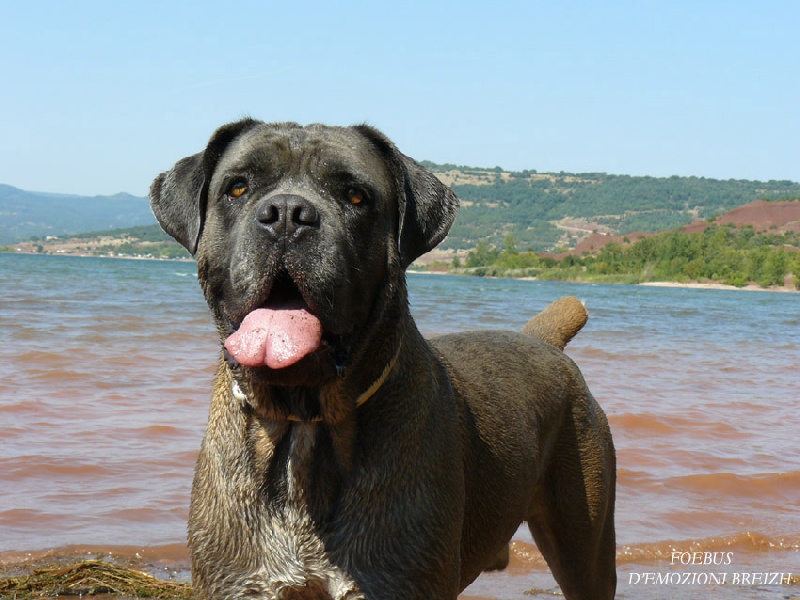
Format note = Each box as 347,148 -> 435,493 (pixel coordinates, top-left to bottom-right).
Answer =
149,118 -> 260,255
149,152 -> 205,255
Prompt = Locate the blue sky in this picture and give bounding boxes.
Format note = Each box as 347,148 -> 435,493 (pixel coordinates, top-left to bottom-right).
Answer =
1,1 -> 798,196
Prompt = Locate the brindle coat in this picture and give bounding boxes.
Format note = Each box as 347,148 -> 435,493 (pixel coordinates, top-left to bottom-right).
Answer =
150,119 -> 616,599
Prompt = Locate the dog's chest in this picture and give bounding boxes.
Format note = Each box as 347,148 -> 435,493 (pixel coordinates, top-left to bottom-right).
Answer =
244,421 -> 362,598
243,517 -> 361,599
254,420 -> 344,518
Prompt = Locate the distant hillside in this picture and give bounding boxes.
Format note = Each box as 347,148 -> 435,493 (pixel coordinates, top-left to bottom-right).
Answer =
451,199 -> 800,290
5,223 -> 190,260
421,163 -> 800,251
4,166 -> 800,252
0,184 -> 155,244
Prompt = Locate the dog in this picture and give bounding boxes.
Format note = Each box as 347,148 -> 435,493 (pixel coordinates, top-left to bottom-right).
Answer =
150,119 -> 616,599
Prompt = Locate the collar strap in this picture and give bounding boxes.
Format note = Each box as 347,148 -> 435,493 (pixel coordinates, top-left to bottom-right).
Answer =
354,337 -> 403,409
230,339 -> 402,423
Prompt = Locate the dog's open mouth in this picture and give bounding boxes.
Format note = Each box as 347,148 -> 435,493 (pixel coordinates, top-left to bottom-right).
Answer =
224,273 -> 324,370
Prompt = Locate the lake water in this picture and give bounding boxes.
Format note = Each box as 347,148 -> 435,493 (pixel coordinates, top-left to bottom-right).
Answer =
1,252 -> 798,598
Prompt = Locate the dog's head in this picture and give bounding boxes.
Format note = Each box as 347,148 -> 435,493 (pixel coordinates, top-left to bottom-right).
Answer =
150,119 -> 458,388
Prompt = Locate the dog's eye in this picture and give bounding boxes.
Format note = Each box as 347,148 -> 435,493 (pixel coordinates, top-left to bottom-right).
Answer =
227,182 -> 248,199
347,188 -> 366,206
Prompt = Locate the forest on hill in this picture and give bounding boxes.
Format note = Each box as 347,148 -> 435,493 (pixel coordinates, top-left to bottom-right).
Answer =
420,163 -> 800,251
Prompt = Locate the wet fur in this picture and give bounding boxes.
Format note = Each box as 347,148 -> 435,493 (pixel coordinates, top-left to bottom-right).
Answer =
150,120 -> 616,599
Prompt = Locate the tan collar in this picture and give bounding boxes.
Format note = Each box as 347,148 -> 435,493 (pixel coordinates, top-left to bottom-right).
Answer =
353,338 -> 403,409
231,340 -> 402,423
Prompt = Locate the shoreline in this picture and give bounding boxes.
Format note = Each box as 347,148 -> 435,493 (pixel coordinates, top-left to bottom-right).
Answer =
5,250 -> 797,294
1,248 -> 193,263
638,280 -> 798,293
4,532 -> 798,570
3,537 -> 797,586
408,268 -> 798,294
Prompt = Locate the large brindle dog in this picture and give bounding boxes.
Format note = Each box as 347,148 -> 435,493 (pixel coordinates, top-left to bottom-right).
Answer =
150,119 -> 616,599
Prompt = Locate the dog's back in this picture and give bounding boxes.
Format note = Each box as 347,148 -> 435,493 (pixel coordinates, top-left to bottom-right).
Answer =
431,297 -> 616,597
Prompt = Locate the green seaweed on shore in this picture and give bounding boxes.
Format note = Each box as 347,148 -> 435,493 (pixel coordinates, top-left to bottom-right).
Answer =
0,559 -> 191,599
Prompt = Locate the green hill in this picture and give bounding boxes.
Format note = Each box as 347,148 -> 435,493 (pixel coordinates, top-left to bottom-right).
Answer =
421,163 -> 800,251
4,167 -> 800,253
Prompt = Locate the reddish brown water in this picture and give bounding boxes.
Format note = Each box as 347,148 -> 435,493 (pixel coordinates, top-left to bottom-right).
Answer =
1,254 -> 798,598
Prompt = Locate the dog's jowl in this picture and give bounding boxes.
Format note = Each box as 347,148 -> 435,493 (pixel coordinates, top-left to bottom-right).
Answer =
150,119 -> 617,599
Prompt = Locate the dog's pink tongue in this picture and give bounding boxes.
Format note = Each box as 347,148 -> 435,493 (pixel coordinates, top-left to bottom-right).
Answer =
224,308 -> 322,369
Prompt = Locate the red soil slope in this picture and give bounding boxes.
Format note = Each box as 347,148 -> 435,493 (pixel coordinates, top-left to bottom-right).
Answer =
572,200 -> 800,255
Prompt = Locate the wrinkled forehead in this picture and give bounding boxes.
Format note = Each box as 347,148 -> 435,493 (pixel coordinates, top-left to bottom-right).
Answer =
212,123 -> 393,189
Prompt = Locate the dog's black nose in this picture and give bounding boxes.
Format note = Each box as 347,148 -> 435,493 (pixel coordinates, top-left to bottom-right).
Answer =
256,194 -> 319,238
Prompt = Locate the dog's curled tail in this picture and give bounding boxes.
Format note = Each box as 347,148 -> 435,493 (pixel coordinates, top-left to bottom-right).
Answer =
522,296 -> 588,350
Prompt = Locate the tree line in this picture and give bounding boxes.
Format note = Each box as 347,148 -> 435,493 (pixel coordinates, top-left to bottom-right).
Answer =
459,226 -> 800,289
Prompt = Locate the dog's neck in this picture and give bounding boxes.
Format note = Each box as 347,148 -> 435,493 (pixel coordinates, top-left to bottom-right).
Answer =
229,335 -> 403,424
216,336 -> 402,527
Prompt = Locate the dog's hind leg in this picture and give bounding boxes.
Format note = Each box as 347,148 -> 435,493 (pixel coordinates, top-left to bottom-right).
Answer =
482,543 -> 510,572
525,394 -> 617,600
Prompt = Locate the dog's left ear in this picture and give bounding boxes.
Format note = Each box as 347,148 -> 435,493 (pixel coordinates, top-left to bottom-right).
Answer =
355,126 -> 460,269
149,118 -> 260,254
